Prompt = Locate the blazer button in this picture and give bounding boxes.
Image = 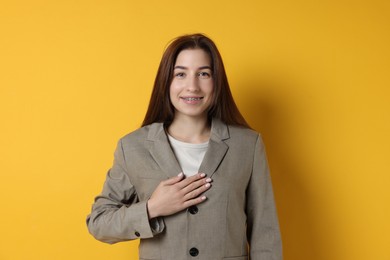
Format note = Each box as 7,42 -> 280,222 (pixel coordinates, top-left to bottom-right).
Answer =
189,247 -> 199,257
135,231 -> 140,237
188,205 -> 198,215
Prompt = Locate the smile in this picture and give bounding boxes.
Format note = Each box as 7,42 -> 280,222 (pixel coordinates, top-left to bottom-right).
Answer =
181,97 -> 204,101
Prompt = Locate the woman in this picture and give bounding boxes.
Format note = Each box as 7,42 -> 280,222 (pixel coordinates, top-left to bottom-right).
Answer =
87,33 -> 282,259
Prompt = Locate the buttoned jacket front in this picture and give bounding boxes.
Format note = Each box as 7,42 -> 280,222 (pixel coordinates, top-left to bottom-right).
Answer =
87,118 -> 282,260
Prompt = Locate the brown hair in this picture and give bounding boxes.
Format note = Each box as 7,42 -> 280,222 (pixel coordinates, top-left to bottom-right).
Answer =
142,33 -> 249,128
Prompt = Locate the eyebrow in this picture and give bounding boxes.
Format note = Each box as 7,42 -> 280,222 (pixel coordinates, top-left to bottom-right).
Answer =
174,65 -> 212,70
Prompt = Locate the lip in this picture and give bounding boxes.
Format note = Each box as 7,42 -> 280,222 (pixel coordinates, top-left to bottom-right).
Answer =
180,96 -> 204,100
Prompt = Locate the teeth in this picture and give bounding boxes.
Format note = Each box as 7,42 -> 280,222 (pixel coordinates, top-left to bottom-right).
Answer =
184,97 -> 202,101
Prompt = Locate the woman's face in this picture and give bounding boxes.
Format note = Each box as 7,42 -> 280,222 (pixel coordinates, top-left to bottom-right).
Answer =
169,48 -> 214,121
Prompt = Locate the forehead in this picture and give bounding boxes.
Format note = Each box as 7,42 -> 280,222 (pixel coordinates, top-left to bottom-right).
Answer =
174,49 -> 211,67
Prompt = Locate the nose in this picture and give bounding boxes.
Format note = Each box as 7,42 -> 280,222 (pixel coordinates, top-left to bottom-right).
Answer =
186,74 -> 200,92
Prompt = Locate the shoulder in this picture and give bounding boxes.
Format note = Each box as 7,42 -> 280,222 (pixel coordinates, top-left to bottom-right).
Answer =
211,118 -> 261,145
118,122 -> 163,149
227,124 -> 260,143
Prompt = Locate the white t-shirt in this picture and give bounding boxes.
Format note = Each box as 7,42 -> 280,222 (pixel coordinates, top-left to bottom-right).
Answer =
167,134 -> 209,177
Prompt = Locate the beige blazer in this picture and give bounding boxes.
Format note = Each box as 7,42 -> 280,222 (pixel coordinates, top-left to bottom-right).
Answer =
87,118 -> 282,260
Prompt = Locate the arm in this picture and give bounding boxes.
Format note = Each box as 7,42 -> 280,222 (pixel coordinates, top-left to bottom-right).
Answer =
86,139 -> 164,244
246,135 -> 283,260
86,139 -> 212,244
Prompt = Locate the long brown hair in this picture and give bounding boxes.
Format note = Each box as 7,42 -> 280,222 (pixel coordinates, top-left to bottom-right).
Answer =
142,33 -> 249,128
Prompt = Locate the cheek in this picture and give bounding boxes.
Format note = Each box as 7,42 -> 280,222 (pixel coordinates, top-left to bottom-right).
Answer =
169,81 -> 182,95
206,82 -> 214,96
169,84 -> 177,98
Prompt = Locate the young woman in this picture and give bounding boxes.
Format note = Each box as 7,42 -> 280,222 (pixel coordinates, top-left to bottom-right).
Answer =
87,33 -> 282,259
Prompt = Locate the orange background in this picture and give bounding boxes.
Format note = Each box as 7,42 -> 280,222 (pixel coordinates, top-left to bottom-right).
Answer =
1,1 -> 389,259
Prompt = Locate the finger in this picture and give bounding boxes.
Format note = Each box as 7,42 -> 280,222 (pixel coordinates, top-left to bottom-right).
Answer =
182,195 -> 207,208
162,172 -> 184,185
176,173 -> 206,189
181,177 -> 211,194
183,182 -> 211,200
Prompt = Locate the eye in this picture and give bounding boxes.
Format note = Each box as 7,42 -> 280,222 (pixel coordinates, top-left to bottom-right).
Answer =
175,72 -> 185,78
198,71 -> 211,78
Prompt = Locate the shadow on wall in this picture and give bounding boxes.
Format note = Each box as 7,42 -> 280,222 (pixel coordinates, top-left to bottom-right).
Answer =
239,79 -> 322,260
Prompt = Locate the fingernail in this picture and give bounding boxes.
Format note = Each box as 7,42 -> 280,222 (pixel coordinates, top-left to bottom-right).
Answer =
205,183 -> 210,188
200,173 -> 206,177
201,196 -> 206,200
206,178 -> 212,182
178,172 -> 183,177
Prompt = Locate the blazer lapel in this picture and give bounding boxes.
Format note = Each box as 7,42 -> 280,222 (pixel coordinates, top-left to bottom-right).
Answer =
147,123 -> 182,179
198,118 -> 230,178
146,118 -> 230,179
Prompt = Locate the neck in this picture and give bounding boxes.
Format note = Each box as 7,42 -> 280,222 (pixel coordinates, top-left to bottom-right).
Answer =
168,116 -> 211,144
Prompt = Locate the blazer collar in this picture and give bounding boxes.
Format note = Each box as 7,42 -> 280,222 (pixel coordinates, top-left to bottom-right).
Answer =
146,118 -> 230,178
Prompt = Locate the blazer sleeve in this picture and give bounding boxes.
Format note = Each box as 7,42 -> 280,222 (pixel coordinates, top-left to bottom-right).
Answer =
86,139 -> 165,244
246,134 -> 283,260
